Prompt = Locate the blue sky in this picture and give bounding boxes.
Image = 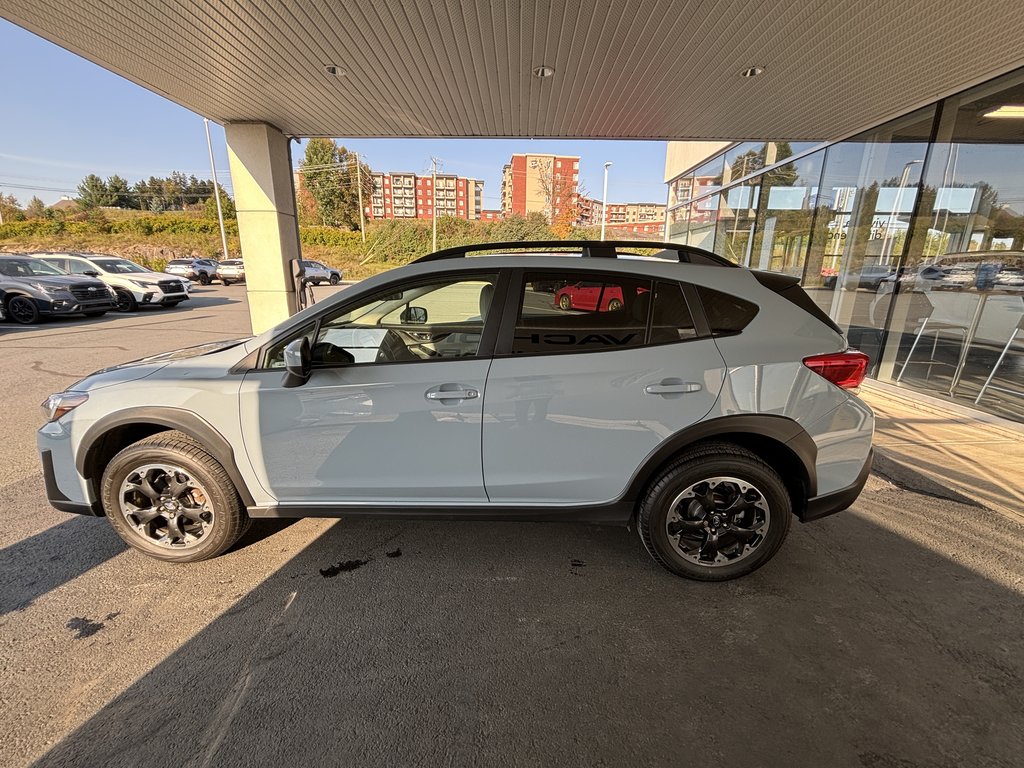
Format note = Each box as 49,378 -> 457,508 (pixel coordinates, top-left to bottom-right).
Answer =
0,19 -> 669,210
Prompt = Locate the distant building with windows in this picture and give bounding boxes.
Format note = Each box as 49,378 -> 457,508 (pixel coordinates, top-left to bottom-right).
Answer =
501,153 -> 580,221
577,197 -> 666,232
368,172 -> 484,220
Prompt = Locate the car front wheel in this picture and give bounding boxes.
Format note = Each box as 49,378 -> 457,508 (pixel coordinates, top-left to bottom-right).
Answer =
197,272 -> 210,286
637,442 -> 791,581
7,296 -> 40,324
329,274 -> 340,285
101,431 -> 250,562
115,289 -> 138,312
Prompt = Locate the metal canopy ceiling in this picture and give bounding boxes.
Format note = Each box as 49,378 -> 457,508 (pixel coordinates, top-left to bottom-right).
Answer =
4,1 -> 1024,141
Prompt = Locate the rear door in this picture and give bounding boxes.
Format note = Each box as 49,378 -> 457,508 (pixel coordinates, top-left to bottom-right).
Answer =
482,270 -> 727,504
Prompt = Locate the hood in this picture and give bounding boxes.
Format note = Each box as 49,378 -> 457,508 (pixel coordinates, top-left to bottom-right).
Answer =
127,272 -> 181,284
18,275 -> 107,289
69,337 -> 252,392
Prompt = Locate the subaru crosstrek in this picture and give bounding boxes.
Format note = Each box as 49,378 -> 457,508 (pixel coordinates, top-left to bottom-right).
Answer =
38,241 -> 874,580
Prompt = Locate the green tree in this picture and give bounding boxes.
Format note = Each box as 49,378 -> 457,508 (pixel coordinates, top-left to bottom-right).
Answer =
203,187 -> 236,220
25,196 -> 46,219
77,174 -> 115,208
106,174 -> 136,209
0,193 -> 23,224
298,139 -> 372,229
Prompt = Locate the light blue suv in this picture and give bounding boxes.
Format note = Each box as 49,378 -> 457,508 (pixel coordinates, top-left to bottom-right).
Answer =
38,241 -> 874,580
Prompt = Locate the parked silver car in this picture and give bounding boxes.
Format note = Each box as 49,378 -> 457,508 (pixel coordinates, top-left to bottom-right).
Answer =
38,241 -> 873,581
301,259 -> 342,285
216,259 -> 245,285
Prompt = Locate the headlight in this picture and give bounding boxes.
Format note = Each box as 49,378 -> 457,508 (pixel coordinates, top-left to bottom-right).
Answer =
128,279 -> 149,287
41,391 -> 89,423
37,284 -> 68,296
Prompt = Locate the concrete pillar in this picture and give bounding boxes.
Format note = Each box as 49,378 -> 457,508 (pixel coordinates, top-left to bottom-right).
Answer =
225,122 -> 300,334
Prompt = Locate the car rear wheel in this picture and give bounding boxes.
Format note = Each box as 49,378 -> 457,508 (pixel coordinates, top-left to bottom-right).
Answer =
197,272 -> 210,286
221,279 -> 232,286
7,296 -> 40,325
637,442 -> 791,581
101,431 -> 250,562
115,289 -> 138,312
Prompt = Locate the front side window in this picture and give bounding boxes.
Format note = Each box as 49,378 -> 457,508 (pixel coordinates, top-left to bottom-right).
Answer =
264,274 -> 498,368
67,259 -> 96,275
512,272 -> 652,355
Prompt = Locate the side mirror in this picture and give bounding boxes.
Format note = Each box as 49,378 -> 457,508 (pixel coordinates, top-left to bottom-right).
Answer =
282,337 -> 312,388
401,306 -> 428,324
84,270 -> 101,277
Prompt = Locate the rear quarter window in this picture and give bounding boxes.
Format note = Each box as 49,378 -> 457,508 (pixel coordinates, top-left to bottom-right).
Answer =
695,286 -> 759,335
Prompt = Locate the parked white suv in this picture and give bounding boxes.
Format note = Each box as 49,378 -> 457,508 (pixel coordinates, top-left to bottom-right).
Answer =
37,253 -> 190,312
301,259 -> 342,285
38,241 -> 873,580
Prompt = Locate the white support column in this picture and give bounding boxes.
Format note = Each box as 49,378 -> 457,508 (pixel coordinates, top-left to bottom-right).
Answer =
225,122 -> 300,334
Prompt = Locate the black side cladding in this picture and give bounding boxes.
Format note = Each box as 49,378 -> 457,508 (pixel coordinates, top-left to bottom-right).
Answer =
751,271 -> 844,335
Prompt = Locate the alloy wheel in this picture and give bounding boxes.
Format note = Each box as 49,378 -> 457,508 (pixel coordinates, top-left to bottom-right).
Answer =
8,296 -> 38,324
119,464 -> 215,549
665,476 -> 770,567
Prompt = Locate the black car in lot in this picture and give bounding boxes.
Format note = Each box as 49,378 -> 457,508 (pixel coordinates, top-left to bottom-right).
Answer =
0,254 -> 117,324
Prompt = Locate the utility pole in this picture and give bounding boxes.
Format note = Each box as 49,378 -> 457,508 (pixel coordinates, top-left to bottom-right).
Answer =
355,151 -> 366,243
204,118 -> 231,261
431,157 -> 438,251
600,161 -> 612,241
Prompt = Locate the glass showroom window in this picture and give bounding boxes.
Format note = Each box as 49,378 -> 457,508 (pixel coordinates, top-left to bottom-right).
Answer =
880,71 -> 1024,421
746,145 -> 825,277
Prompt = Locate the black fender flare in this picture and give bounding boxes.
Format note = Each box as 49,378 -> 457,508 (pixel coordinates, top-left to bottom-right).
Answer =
77,406 -> 256,507
621,414 -> 818,503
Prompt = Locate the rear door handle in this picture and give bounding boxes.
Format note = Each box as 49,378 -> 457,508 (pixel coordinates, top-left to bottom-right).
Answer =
425,384 -> 479,401
644,380 -> 702,395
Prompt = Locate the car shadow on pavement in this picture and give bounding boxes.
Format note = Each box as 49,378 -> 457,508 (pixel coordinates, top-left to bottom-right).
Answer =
0,515 -> 127,616
27,493 -> 1024,768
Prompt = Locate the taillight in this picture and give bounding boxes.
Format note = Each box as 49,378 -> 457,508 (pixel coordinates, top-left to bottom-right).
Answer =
803,350 -> 869,389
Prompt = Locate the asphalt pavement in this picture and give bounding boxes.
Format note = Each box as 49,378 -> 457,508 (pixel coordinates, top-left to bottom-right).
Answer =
1,284 -> 1023,768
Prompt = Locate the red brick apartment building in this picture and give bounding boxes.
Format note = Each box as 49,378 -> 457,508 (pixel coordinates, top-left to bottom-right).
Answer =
368,173 -> 484,220
500,154 -> 580,221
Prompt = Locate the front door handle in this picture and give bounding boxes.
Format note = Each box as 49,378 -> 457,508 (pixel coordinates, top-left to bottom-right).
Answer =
425,384 -> 479,402
644,379 -> 702,395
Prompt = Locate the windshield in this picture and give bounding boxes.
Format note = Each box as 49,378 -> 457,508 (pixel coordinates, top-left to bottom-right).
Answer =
0,258 -> 67,277
167,260 -> 190,266
91,258 -> 148,274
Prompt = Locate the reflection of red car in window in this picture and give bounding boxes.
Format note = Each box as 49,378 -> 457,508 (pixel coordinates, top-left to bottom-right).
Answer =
554,282 -> 626,312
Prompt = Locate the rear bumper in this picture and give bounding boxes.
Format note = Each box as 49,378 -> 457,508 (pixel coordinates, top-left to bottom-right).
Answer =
800,448 -> 873,522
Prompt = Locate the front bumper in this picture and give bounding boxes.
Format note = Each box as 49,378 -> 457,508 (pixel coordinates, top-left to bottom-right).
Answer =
37,295 -> 117,315
39,421 -> 102,516
800,448 -> 873,522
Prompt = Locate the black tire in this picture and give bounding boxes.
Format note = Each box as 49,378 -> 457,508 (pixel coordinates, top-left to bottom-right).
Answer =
115,289 -> 138,312
637,442 -> 792,581
608,298 -> 623,311
313,280 -> 322,286
7,295 -> 40,325
197,272 -> 211,286
221,279 -> 231,286
329,274 -> 340,285
84,311 -> 108,318
101,430 -> 250,563
558,294 -> 572,310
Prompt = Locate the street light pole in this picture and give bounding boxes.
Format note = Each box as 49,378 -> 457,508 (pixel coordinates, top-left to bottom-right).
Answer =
204,118 -> 231,261
600,161 -> 612,241
355,151 -> 366,243
882,159 -> 922,263
431,157 -> 438,251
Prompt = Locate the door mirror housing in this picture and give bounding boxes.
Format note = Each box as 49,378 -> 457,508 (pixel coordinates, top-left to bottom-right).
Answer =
83,270 -> 101,277
401,306 -> 428,324
282,337 -> 312,388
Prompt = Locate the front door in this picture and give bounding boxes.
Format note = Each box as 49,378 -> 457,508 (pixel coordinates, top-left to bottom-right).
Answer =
239,272 -> 500,505
482,272 -> 727,504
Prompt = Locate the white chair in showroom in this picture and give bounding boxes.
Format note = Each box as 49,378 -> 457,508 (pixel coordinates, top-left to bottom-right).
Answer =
975,308 -> 1024,404
895,292 -> 970,382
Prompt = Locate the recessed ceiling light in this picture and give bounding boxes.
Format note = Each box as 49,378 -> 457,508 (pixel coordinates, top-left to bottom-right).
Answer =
532,65 -> 555,79
740,66 -> 765,78
324,65 -> 346,76
983,105 -> 1024,118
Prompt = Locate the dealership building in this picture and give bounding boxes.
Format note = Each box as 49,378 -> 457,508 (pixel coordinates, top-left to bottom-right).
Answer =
664,69 -> 1024,424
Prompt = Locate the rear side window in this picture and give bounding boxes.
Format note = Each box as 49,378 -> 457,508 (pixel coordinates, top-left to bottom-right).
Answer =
651,282 -> 698,344
513,272 -> 651,355
695,286 -> 759,335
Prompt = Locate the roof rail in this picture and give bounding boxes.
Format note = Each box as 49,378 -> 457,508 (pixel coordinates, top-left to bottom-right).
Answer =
411,240 -> 737,267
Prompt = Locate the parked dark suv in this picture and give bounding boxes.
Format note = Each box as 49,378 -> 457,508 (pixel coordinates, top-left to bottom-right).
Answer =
0,254 -> 117,324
